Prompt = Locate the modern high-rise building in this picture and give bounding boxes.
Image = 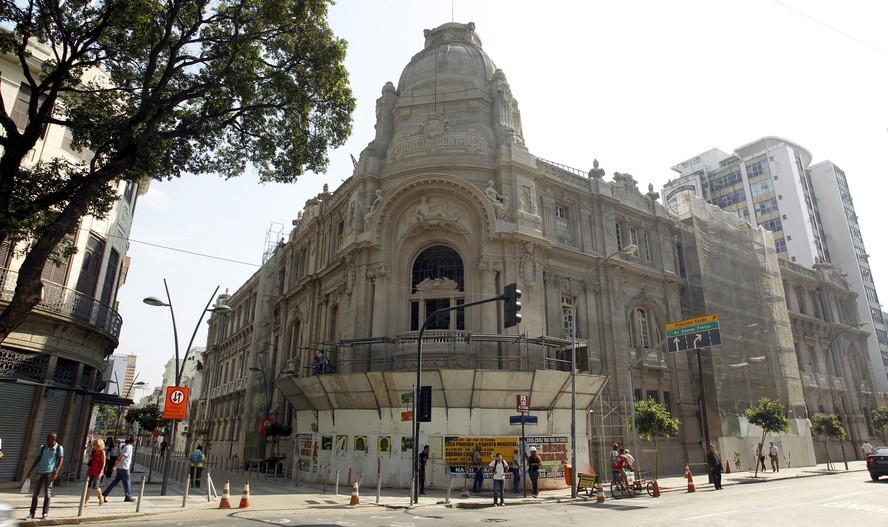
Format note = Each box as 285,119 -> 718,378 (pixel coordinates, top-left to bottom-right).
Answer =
664,137 -> 888,392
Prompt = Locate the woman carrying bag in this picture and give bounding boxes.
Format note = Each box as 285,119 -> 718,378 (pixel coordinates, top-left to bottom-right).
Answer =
84,438 -> 106,506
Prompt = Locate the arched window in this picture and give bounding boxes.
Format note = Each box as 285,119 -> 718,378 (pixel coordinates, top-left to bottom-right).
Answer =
630,307 -> 652,349
410,246 -> 465,331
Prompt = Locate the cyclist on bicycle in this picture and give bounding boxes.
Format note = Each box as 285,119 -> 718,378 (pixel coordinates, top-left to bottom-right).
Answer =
612,448 -> 629,490
609,442 -> 620,482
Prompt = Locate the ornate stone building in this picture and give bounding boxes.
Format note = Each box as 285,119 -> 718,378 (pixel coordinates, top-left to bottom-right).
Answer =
196,22 -> 883,487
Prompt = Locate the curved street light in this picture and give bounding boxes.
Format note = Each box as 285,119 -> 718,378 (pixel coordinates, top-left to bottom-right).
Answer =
570,244 -> 638,498
143,279 -> 231,495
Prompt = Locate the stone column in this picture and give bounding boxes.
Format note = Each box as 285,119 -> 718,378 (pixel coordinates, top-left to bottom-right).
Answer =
368,265 -> 391,338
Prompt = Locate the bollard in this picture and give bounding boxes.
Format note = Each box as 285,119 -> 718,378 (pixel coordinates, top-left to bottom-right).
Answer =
335,469 -> 341,495
77,477 -> 89,517
136,476 -> 146,512
376,459 -> 382,504
182,474 -> 190,507
206,472 -> 213,502
445,476 -> 454,505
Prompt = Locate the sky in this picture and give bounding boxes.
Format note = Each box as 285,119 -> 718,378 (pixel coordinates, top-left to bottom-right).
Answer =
114,0 -> 888,390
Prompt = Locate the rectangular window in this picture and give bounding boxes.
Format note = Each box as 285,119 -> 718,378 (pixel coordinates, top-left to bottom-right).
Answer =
663,391 -> 672,414
775,238 -> 787,253
633,389 -> 641,403
615,222 -> 623,250
642,232 -> 652,261
99,249 -> 120,306
562,295 -> 574,336
628,227 -> 639,248
746,161 -> 765,178
756,198 -> 779,216
75,235 -> 106,298
709,171 -> 743,192
555,206 -> 568,230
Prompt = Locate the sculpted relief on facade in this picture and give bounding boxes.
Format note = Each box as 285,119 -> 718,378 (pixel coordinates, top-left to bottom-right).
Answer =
386,113 -> 489,161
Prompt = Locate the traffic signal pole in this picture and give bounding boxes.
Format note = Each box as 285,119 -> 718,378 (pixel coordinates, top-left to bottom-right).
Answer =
411,286 -> 520,504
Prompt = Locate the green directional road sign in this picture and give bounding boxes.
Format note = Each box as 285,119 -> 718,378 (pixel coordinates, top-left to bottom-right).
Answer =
665,314 -> 721,352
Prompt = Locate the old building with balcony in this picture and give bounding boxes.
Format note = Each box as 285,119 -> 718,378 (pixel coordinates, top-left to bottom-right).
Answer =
0,41 -> 148,482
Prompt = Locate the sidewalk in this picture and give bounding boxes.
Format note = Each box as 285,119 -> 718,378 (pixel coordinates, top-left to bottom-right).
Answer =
0,460 -> 868,525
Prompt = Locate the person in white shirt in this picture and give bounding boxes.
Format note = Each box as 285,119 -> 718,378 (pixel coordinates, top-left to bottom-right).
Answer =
104,437 -> 135,502
862,440 -> 874,456
488,453 -> 509,506
768,442 -> 779,472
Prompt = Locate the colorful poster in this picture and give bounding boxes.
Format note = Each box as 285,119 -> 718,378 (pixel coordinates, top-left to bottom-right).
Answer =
336,434 -> 348,456
321,435 -> 332,451
296,434 -> 315,472
444,436 -> 518,473
401,436 -> 413,452
378,436 -> 391,453
354,435 -> 368,452
524,436 -> 569,479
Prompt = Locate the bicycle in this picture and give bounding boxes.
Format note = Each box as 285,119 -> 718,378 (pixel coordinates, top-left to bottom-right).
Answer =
630,469 -> 655,497
610,471 -> 635,499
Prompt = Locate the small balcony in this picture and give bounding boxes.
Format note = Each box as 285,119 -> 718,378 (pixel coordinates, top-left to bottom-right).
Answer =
0,267 -> 122,339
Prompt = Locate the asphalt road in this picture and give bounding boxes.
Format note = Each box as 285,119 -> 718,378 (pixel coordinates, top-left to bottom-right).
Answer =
108,470 -> 888,527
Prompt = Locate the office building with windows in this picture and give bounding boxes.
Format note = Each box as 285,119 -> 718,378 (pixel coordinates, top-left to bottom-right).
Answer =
664,138 -> 888,393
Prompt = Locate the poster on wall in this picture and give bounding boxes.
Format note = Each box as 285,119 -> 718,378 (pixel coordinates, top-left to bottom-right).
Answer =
354,435 -> 368,452
523,436 -> 568,479
321,436 -> 332,451
335,434 -> 348,456
296,434 -> 317,472
378,436 -> 391,453
443,436 -> 518,473
401,436 -> 413,452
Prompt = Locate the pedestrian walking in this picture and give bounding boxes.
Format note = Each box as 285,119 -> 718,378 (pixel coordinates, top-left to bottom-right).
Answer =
472,444 -> 484,492
488,452 -> 508,506
511,448 -> 521,492
84,438 -> 106,507
104,437 -> 135,502
756,442 -> 766,472
159,440 -> 167,459
105,437 -> 118,478
769,442 -> 779,472
862,440 -> 873,457
418,445 -> 429,495
527,447 -> 542,497
707,443 -> 723,490
189,445 -> 206,488
24,433 -> 64,520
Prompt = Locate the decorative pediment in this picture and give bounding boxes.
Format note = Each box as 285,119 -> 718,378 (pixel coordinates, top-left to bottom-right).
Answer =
415,277 -> 460,292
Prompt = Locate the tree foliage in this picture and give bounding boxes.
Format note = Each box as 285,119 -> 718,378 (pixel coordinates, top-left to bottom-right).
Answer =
746,397 -> 790,477
124,403 -> 166,432
873,406 -> 888,432
0,0 -> 355,341
811,413 -> 846,441
631,397 -> 679,479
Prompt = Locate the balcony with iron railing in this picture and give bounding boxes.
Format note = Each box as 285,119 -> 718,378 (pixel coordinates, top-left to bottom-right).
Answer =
0,267 -> 122,339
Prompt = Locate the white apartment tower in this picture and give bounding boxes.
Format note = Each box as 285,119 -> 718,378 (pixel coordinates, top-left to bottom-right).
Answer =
664,137 -> 888,391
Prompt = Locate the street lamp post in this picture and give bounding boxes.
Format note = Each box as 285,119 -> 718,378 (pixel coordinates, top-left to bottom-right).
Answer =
572,244 -> 637,498
113,375 -> 146,438
825,321 -> 868,471
144,279 -> 231,495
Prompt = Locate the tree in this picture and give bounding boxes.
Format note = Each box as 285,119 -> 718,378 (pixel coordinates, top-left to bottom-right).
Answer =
810,413 -> 846,471
746,397 -> 790,477
265,422 -> 293,459
125,403 -> 166,435
631,397 -> 679,479
0,0 -> 355,341
94,404 -> 118,436
872,406 -> 888,433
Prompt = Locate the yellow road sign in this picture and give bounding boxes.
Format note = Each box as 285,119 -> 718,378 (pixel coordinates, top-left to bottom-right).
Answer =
665,314 -> 718,331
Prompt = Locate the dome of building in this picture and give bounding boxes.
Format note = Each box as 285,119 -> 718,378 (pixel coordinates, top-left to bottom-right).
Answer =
397,22 -> 498,94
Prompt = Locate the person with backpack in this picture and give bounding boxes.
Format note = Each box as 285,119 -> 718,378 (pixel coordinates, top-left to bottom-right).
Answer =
189,445 -> 206,488
488,452 -> 509,506
24,433 -> 64,520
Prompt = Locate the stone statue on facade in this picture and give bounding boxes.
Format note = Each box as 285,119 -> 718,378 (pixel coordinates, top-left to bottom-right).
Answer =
485,180 -> 510,220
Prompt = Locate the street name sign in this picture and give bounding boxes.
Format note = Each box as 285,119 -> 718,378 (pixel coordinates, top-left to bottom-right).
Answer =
665,314 -> 721,353
509,415 -> 538,426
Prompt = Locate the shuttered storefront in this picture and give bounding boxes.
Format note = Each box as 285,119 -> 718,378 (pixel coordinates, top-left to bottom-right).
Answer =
0,383 -> 37,481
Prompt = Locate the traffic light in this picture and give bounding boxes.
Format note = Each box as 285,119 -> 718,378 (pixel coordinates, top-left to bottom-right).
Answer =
418,385 -> 432,422
503,283 -> 522,328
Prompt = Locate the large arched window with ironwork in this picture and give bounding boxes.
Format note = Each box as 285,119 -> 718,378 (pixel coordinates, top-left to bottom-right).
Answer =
410,246 -> 465,331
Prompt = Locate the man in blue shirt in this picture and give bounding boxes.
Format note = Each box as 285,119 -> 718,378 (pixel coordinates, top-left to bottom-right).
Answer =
25,433 -> 64,520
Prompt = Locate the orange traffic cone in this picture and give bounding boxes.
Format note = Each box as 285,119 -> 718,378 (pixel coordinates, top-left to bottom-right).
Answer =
218,480 -> 232,509
238,481 -> 251,508
725,460 -> 731,474
686,464 -> 696,493
652,479 -> 660,497
595,483 -> 605,503
349,481 -> 360,506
